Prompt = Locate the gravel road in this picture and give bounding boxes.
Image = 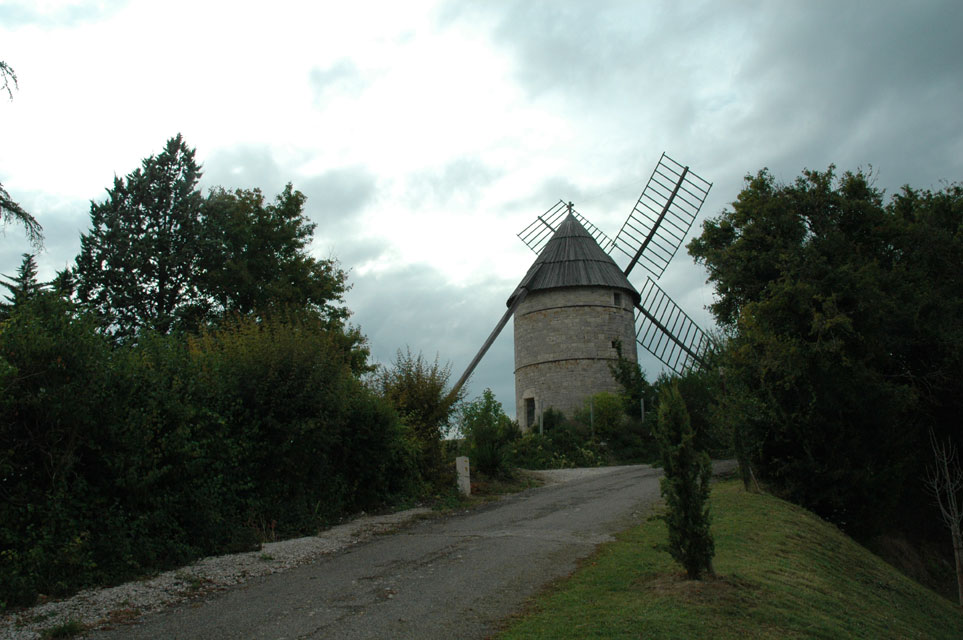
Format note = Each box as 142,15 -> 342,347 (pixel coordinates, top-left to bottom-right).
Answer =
5,462 -> 735,639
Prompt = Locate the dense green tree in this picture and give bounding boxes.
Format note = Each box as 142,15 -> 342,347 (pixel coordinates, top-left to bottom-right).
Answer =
458,388 -> 517,477
0,253 -> 45,318
200,185 -> 350,324
654,382 -> 714,579
74,134 -> 205,340
688,167 -> 963,537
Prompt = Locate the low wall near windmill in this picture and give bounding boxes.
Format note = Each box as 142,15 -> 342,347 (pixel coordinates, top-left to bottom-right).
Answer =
513,286 -> 637,430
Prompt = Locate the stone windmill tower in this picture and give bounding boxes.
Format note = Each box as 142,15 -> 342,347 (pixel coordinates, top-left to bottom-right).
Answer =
451,153 -> 713,430
509,211 -> 640,428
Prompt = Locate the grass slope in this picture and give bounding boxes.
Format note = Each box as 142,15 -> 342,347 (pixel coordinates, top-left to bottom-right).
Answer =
500,479 -> 963,639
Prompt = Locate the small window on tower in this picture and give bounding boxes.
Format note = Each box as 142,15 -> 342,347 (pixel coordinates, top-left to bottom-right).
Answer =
613,292 -> 622,307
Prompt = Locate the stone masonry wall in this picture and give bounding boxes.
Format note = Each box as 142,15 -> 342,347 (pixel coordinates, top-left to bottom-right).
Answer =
514,286 -> 638,430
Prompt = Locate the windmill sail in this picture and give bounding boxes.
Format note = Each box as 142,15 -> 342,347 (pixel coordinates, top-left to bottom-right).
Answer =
508,153 -> 714,379
613,153 -> 711,279
517,200 -> 615,255
635,276 -> 711,375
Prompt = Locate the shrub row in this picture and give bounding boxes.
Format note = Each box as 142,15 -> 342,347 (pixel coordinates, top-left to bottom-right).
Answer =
0,297 -> 422,608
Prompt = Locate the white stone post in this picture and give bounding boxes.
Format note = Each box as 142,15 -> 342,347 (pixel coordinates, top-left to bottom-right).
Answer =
456,456 -> 471,496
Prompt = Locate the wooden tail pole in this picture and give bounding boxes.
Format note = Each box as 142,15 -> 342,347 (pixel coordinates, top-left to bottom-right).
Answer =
447,286 -> 530,404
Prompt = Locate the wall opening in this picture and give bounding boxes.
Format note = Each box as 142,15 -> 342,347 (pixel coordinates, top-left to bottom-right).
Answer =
525,397 -> 536,429
613,292 -> 622,307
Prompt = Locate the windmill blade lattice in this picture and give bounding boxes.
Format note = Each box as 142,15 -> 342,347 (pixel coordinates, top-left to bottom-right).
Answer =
635,276 -> 711,375
518,200 -> 616,255
613,153 -> 712,279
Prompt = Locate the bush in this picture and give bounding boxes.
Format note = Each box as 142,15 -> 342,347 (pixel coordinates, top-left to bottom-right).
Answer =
654,382 -> 714,579
372,348 -> 462,486
573,392 -> 656,463
0,305 -> 425,607
508,411 -> 605,470
458,389 -> 518,477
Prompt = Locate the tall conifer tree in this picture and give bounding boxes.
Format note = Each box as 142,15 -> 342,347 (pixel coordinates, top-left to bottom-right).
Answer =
74,134 -> 204,339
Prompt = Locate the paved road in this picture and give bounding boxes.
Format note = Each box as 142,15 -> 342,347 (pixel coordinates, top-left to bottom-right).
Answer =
94,463 -> 731,639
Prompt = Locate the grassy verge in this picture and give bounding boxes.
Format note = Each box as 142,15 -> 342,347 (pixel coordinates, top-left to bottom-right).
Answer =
499,479 -> 963,639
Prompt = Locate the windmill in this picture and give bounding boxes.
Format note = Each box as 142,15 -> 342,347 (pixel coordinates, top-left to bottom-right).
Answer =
451,153 -> 713,429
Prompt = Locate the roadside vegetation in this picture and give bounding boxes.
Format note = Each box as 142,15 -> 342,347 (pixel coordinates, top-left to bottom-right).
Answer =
3,121 -> 960,628
0,136 -> 466,609
499,479 -> 963,639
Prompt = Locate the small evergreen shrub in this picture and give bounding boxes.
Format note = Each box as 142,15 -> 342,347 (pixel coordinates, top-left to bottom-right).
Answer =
653,382 -> 715,579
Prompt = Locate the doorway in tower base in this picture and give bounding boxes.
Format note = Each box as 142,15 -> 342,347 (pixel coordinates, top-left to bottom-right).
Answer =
525,397 -> 536,431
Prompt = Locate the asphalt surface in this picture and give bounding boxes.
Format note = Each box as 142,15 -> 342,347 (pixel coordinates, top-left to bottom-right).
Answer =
93,463 -> 732,639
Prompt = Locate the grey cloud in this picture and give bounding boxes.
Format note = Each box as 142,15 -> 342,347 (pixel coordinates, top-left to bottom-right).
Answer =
201,148 -> 379,269
0,192 -> 90,283
347,261 -> 518,414
299,167 -> 377,221
404,157 -> 504,210
309,59 -> 366,104
200,145 -> 285,194
299,167 -> 381,269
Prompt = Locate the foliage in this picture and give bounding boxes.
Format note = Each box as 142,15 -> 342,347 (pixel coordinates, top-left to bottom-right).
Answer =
372,348 -> 463,484
507,409 -> 605,470
72,136 -> 352,341
0,299 -> 424,607
608,340 -> 655,422
199,185 -> 350,325
458,388 -> 518,477
654,382 -> 714,579
688,167 -> 963,539
574,391 -> 656,463
0,253 -> 45,319
73,134 -> 206,339
500,480 -> 963,640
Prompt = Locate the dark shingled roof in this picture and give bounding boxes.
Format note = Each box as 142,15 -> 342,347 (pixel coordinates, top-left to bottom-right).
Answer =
507,214 -> 641,307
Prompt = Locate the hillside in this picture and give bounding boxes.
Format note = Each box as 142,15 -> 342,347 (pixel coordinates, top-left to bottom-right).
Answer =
500,479 -> 963,639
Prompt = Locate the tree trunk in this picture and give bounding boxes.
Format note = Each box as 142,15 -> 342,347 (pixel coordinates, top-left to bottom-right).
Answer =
953,523 -> 963,606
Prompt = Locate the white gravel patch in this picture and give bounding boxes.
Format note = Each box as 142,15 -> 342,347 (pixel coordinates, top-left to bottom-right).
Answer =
523,464 -> 650,485
0,507 -> 432,640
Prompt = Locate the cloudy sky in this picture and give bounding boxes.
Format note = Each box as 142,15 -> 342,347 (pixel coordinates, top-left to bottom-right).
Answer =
2,0 -> 961,417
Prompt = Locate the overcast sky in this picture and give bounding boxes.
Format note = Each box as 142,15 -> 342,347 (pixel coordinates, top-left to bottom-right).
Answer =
2,0 -> 961,417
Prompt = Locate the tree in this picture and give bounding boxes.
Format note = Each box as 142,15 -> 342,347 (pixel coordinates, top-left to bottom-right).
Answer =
1,60 -> 44,249
373,349 -> 463,482
1,60 -> 16,100
654,382 -> 714,579
688,167 -> 963,537
925,430 -> 963,605
458,388 -> 517,477
200,185 -> 349,324
74,134 -> 205,340
1,253 -> 44,317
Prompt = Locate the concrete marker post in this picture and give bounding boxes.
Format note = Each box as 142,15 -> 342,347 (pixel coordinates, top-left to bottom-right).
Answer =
456,456 -> 471,496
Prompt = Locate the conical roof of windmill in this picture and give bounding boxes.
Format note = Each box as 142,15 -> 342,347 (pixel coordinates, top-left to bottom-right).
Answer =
507,214 -> 641,307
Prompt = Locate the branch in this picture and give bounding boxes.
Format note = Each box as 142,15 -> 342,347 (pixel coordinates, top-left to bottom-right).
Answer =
926,429 -> 963,528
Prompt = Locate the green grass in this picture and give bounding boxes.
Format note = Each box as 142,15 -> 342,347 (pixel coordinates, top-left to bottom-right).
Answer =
500,480 -> 963,639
